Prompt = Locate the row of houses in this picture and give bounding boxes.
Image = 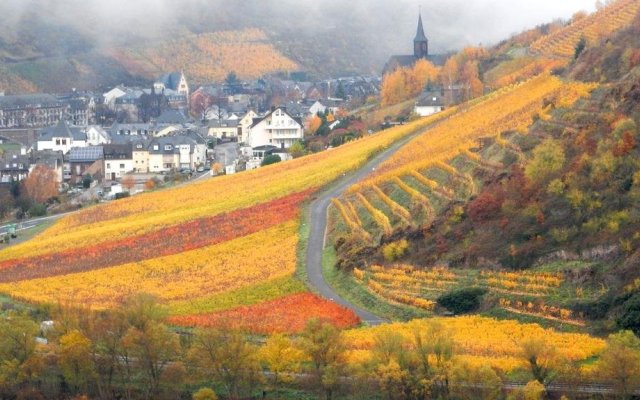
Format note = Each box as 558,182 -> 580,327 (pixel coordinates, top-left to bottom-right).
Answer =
1,130 -> 208,186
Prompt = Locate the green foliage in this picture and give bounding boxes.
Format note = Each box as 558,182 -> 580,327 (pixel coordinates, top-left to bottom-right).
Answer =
437,287 -> 487,314
82,174 -> 93,189
524,139 -> 565,183
574,36 -> 587,60
27,203 -> 47,217
261,154 -> 282,166
382,239 -> 409,262
288,141 -> 306,159
617,292 -> 640,335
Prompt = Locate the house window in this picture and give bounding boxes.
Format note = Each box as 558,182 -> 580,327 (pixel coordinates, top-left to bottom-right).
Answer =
106,163 -> 111,168
55,139 -> 61,145
62,139 -> 67,145
120,163 -> 125,169
136,144 -> 143,149
164,145 -> 172,151
153,145 -> 159,151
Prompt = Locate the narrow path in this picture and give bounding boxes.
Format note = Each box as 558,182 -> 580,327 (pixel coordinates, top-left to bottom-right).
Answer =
305,127 -> 431,325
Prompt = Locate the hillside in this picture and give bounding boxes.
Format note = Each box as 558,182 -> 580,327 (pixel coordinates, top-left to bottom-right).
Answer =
0,112 -> 457,332
329,13 -> 640,335
108,29 -> 299,84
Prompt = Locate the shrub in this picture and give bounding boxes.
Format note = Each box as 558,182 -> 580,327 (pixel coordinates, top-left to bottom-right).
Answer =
261,154 -> 282,166
617,293 -> 640,335
114,192 -> 130,200
192,387 -> 218,400
82,174 -> 93,189
382,240 -> 409,262
437,287 -> 487,314
28,203 -> 47,217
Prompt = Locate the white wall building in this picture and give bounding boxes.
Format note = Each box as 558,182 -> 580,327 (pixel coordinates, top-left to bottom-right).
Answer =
37,120 -> 87,154
247,107 -> 304,149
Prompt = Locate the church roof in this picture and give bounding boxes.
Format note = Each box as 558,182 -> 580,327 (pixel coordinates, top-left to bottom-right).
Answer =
414,13 -> 428,42
157,72 -> 184,91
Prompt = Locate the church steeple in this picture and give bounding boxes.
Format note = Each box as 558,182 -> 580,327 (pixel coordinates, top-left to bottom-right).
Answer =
414,10 -> 429,59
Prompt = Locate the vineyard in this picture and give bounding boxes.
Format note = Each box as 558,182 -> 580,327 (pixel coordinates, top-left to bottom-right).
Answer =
352,264 -> 595,326
530,0 -> 640,58
329,75 -> 596,242
108,29 -> 299,83
343,316 -> 606,374
0,109 -> 460,333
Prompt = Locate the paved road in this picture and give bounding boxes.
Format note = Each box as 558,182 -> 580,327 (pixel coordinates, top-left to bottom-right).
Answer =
305,130 -> 430,325
0,211 -> 75,236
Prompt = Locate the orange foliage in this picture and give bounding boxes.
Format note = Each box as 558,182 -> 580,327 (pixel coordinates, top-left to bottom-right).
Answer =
0,189 -> 310,282
530,0 -> 640,58
110,29 -> 299,83
23,164 -> 58,203
381,59 -> 439,106
168,292 -> 360,334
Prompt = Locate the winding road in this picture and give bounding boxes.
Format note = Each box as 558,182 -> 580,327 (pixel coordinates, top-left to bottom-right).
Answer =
305,128 -> 429,325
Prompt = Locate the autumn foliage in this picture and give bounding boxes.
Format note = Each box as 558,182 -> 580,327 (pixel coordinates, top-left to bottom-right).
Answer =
530,0 -> 640,58
109,29 -> 299,83
381,59 -> 439,106
0,189 -> 311,282
22,164 -> 58,203
169,293 -> 360,334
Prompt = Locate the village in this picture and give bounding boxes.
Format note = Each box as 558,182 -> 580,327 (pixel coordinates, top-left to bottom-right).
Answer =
0,72 -> 396,212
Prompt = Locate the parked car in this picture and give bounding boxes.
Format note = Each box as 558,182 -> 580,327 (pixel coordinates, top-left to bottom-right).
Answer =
196,166 -> 205,173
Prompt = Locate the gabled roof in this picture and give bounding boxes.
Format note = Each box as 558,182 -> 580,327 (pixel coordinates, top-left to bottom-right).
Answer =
156,109 -> 188,125
30,150 -> 64,169
38,120 -> 87,141
104,143 -> 133,160
249,107 -> 304,129
416,92 -> 445,107
157,72 -> 184,91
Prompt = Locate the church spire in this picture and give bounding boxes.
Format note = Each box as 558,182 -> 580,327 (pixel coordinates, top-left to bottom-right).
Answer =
414,8 -> 429,58
414,9 -> 428,42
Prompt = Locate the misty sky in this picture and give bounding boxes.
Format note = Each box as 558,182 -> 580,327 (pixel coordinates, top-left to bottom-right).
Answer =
0,0 -> 601,72
389,0 -> 598,53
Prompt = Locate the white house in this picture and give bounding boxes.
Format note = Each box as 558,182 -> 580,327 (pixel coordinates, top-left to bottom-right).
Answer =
103,87 -> 127,108
309,100 -> 327,116
103,144 -> 134,180
238,110 -> 258,144
247,107 -> 304,149
415,91 -> 445,117
37,120 -> 87,154
84,126 -> 111,146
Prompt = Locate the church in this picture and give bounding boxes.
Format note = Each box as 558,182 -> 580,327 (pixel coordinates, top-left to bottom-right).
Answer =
382,12 -> 447,76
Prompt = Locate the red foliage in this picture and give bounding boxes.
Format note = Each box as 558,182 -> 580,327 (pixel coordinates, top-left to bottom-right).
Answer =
0,189 -> 314,282
467,188 -> 505,222
613,131 -> 637,157
168,293 -> 360,334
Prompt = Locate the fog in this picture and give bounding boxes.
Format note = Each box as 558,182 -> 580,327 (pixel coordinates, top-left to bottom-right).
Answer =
0,0 -> 597,48
0,0 -> 599,76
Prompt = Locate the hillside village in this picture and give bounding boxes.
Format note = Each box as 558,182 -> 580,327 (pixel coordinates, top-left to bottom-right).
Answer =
0,1 -> 640,399
0,70 -> 385,204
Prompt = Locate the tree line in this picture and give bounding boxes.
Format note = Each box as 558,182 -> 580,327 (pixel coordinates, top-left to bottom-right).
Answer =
0,294 -> 638,400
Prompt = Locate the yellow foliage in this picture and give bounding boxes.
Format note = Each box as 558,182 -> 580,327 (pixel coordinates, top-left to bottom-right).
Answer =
0,114 -> 450,262
343,316 -> 605,373
0,221 -> 298,309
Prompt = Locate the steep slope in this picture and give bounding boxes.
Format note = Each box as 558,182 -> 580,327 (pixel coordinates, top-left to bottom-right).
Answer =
330,19 -> 640,334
